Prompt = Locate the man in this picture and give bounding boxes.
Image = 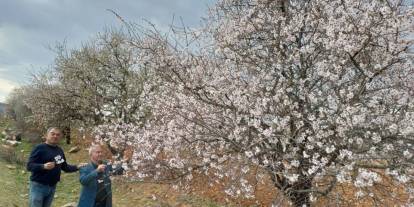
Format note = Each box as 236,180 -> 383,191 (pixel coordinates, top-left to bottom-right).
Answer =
27,127 -> 87,207
78,145 -> 113,207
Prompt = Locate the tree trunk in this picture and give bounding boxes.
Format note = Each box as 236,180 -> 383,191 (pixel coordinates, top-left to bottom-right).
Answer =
62,126 -> 71,144
288,178 -> 312,207
290,190 -> 311,207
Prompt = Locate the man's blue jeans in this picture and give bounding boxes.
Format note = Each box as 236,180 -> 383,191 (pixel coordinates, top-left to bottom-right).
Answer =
29,181 -> 56,207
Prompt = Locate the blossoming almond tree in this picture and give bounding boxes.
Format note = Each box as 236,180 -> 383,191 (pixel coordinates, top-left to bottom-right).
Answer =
98,0 -> 414,206
25,29 -> 152,151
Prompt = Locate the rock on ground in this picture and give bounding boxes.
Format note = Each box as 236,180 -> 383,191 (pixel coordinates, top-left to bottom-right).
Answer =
68,146 -> 80,153
61,202 -> 77,207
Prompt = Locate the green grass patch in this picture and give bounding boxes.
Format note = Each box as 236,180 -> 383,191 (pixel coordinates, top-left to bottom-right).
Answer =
0,159 -> 29,207
0,160 -> 82,207
0,138 -> 83,206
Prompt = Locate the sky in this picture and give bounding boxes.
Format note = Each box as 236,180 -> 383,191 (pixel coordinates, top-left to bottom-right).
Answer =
0,0 -> 216,102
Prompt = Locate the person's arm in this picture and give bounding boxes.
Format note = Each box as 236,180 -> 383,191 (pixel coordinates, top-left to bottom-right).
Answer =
26,146 -> 44,172
60,152 -> 78,172
79,167 -> 98,186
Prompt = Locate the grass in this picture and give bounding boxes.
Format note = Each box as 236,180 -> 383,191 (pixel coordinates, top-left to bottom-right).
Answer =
0,142 -> 83,207
0,159 -> 29,207
0,158 -> 91,207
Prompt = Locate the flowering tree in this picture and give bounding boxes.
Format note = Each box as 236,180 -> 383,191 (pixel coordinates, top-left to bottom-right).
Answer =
102,0 -> 414,206
23,73 -> 83,144
24,29 -> 151,148
57,29 -> 153,155
53,29 -> 149,126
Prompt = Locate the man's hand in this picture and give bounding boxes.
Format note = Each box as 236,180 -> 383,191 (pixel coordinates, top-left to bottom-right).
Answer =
97,164 -> 106,173
43,162 -> 55,170
77,162 -> 88,169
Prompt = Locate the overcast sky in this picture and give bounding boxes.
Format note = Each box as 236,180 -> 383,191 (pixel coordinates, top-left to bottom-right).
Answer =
0,0 -> 215,102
